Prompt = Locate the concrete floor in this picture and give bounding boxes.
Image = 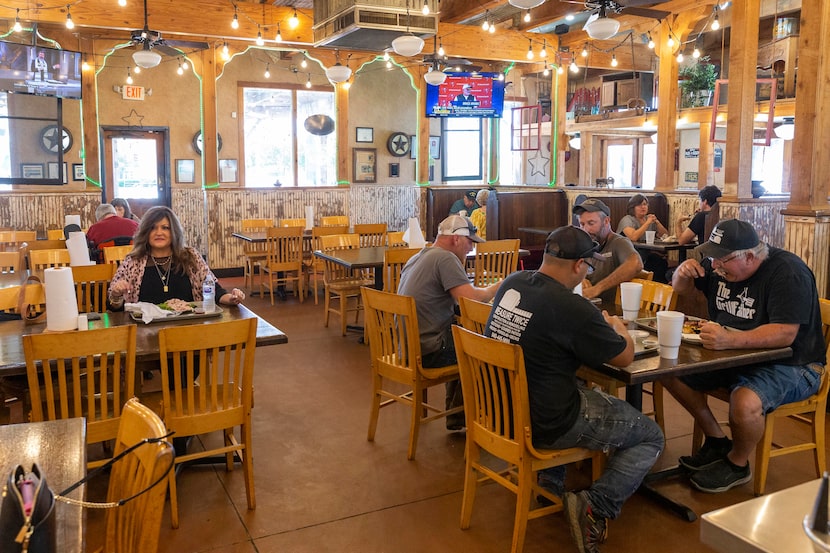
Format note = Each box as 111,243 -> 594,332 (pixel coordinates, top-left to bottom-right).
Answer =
83,277 -> 826,553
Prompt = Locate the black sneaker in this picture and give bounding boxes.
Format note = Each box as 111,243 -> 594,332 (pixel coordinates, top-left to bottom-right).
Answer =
678,437 -> 732,471
690,458 -> 751,493
446,414 -> 465,431
563,491 -> 608,553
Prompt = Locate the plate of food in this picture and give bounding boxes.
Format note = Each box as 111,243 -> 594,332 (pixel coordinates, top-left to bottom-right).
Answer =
635,315 -> 708,344
128,299 -> 223,323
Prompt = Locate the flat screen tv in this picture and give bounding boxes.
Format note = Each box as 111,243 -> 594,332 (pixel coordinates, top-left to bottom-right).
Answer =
425,72 -> 505,118
0,41 -> 82,100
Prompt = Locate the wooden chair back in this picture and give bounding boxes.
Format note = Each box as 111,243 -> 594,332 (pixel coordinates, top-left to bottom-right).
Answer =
451,325 -> 601,552
613,270 -> 654,306
158,317 -> 258,528
47,229 -> 65,240
305,225 -> 350,305
0,230 -> 37,242
28,248 -> 70,277
103,245 -> 133,265
458,296 -> 493,334
261,226 -> 305,304
320,233 -> 365,283
0,250 -> 21,273
321,215 -> 349,227
382,247 -> 419,293
632,278 -> 677,315
23,325 -> 137,469
279,218 -> 306,227
387,231 -> 407,248
103,398 -> 173,553
72,263 -> 117,313
472,238 -> 520,287
242,218 -> 273,232
354,223 -> 388,248
240,218 -> 274,290
0,282 -> 46,319
362,287 -> 461,459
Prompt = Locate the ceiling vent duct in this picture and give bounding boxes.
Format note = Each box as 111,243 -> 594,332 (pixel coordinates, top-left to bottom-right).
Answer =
313,0 -> 438,51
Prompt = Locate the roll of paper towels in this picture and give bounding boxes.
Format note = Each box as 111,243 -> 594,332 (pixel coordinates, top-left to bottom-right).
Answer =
64,214 -> 81,229
44,267 -> 79,331
305,206 -> 314,230
67,232 -> 94,266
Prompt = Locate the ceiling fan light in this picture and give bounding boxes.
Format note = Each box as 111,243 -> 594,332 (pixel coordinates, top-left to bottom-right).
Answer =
507,0 -> 544,9
132,49 -> 162,69
424,67 -> 447,86
584,17 -> 620,40
391,35 -> 425,57
325,63 -> 352,84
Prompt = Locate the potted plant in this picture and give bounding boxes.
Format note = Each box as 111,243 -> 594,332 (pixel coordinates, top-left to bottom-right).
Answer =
678,56 -> 718,108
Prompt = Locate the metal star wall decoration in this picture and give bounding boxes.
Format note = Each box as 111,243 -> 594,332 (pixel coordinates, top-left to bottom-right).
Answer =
528,149 -> 550,178
121,109 -> 145,127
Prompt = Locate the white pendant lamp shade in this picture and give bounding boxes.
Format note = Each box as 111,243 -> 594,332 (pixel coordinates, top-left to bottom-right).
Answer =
132,48 -> 162,69
584,16 -> 620,40
424,67 -> 447,86
773,117 -> 795,140
392,35 -> 425,57
569,136 -> 581,150
325,63 -> 352,84
508,0 -> 544,8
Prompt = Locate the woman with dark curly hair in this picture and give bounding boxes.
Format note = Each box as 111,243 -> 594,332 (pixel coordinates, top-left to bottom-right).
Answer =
108,206 -> 244,309
111,197 -> 141,222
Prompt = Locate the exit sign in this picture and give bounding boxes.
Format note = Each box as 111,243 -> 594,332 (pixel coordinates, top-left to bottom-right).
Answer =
122,85 -> 145,100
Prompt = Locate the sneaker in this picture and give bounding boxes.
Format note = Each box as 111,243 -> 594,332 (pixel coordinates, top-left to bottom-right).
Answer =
446,414 -> 465,431
690,458 -> 751,493
563,491 -> 608,553
678,437 -> 732,471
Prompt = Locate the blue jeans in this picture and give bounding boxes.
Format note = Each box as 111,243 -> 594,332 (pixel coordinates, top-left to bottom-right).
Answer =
536,388 -> 664,519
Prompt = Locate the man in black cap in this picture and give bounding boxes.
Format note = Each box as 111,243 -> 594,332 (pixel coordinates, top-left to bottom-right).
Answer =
573,198 -> 643,303
486,225 -> 663,553
666,219 -> 825,493
448,189 -> 479,217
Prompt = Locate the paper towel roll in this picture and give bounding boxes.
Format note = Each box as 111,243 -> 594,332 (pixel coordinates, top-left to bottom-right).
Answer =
305,206 -> 314,230
65,214 -> 81,228
406,217 -> 425,248
67,232 -> 94,266
44,267 -> 79,331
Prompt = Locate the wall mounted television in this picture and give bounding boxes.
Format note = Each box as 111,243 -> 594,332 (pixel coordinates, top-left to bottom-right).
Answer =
425,72 -> 505,118
0,41 -> 82,100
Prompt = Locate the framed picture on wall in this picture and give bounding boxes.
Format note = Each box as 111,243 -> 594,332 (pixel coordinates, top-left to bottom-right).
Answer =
219,159 -> 238,183
389,163 -> 400,178
47,161 -> 60,180
21,164 -> 43,179
356,127 -> 373,143
429,135 -> 441,159
176,159 -> 195,183
72,164 -> 85,181
353,148 -> 376,183
409,135 -> 417,159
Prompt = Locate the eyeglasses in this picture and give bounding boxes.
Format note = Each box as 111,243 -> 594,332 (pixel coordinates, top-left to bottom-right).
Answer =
709,252 -> 741,266
582,259 -> 595,274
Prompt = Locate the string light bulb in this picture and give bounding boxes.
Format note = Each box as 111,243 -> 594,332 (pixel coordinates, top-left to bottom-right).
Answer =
181,59 -> 189,70
133,65 -> 141,74
498,72 -> 504,81
300,56 -> 308,68
489,20 -> 495,33
481,12 -> 490,31
276,23 -> 283,42
231,7 -> 239,29
647,33 -> 655,49
692,47 -> 701,58
383,51 -> 390,61
118,0 -> 126,5
581,45 -> 588,58
676,51 -> 684,62
82,60 -> 90,71
386,59 -> 392,69
524,10 -> 531,23
306,74 -> 312,88
540,40 -> 547,58
289,8 -> 299,28
711,9 -> 720,30
667,35 -> 674,48
256,28 -> 264,46
65,5 -> 74,29
422,0 -> 429,15
545,64 -> 552,76
126,69 -> 133,84
611,53 -> 618,67
222,42 -> 230,60
438,41 -> 445,57
526,40 -> 534,60
570,60 -> 578,73
13,9 -> 22,32
177,60 -> 184,75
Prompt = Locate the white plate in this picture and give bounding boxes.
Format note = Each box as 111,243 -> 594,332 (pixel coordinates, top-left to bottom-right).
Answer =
682,332 -> 702,344
629,329 -> 649,341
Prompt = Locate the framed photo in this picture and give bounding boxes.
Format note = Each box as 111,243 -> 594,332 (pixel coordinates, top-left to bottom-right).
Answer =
20,163 -> 43,179
355,127 -> 374,143
176,159 -> 195,184
353,148 -> 376,183
72,163 -> 85,181
47,161 -> 59,179
409,135 -> 417,159
429,135 -> 441,159
389,163 -> 400,178
62,162 -> 68,184
219,159 -> 238,183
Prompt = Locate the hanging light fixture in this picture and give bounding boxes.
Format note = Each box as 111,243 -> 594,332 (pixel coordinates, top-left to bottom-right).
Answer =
391,2 -> 425,57
177,59 -> 184,75
126,68 -> 133,85
300,55 -> 308,68
118,0 -> 126,6
773,117 -> 795,140
424,63 -> 447,86
647,33 -> 655,49
508,0 -> 544,9
481,11 -> 490,32
711,6 -> 720,30
583,7 -> 619,40
276,23 -> 283,42
289,7 -> 299,29
231,6 -> 239,29
306,74 -> 312,88
540,40 -> 547,58
570,60 -> 579,73
221,42 -> 230,61
611,53 -> 618,67
133,43 -> 162,69
438,41 -> 445,57
65,5 -> 75,29
524,10 -> 531,23
264,63 -> 270,78
255,27 -> 264,46
422,0 -> 429,15
13,9 -> 22,32
325,50 -> 352,83
581,45 -> 589,57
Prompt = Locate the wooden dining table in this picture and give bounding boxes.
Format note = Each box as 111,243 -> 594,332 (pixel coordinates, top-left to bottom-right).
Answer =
632,239 -> 699,263
0,418 -> 86,553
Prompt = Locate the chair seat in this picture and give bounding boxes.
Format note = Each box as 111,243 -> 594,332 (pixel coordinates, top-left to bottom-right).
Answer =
420,363 -> 460,380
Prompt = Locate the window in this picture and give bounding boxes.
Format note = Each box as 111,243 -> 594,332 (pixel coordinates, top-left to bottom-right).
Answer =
499,101 -> 524,185
752,140 -> 785,194
442,117 -> 482,181
242,86 -> 335,187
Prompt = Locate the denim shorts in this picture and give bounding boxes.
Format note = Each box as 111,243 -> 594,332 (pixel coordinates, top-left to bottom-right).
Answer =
681,363 -> 822,414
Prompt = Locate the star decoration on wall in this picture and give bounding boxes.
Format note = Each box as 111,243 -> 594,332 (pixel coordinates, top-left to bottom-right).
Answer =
121,109 -> 145,127
528,149 -> 550,178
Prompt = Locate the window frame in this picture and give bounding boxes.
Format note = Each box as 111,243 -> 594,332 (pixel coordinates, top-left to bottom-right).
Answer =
441,117 -> 483,182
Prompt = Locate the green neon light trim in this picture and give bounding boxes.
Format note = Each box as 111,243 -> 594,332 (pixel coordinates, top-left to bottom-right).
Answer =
336,180 -> 350,185
548,70 -> 560,187
204,182 -> 220,188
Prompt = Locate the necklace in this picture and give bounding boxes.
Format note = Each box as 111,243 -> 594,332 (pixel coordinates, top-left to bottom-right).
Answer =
152,257 -> 172,293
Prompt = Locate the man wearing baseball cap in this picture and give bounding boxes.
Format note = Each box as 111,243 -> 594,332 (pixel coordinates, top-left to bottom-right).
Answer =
449,189 -> 479,217
573,198 -> 643,303
398,215 -> 501,430
666,219 -> 825,493
486,225 -> 663,553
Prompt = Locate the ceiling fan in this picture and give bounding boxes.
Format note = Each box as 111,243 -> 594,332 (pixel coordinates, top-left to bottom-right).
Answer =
565,0 -> 671,40
129,0 -> 209,68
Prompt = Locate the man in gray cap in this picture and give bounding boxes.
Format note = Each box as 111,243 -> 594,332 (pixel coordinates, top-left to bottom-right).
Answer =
666,219 -> 825,493
573,198 -> 643,303
486,225 -> 663,553
398,214 -> 501,430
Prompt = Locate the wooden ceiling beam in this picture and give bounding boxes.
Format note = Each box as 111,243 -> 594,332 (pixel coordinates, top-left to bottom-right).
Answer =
440,0 -> 504,24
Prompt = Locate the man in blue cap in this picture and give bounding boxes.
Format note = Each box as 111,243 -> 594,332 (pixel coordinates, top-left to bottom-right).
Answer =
448,190 -> 479,217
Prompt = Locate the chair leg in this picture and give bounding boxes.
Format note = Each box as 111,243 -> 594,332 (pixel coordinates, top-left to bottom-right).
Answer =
814,410 -> 827,477
367,373 -> 382,442
460,443 -> 480,529
511,463 -> 533,553
653,381 -> 665,433
324,288 -> 331,328
168,466 -> 180,529
241,422 -> 256,510
340,293 -> 348,336
754,415 -> 775,496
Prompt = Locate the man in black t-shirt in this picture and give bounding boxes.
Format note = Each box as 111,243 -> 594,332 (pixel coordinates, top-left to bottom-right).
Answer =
486,226 -> 664,553
667,219 -> 825,493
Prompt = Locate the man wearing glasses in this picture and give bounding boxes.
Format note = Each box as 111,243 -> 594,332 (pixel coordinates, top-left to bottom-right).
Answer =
666,219 -> 825,493
398,214 -> 501,430
486,225 -> 663,553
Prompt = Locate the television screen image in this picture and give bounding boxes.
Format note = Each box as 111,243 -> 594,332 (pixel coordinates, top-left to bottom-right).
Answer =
425,72 -> 505,118
0,41 -> 82,100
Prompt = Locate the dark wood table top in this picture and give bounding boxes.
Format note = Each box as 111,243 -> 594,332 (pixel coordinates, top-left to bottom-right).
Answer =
0,418 -> 86,553
632,240 -> 698,253
232,230 -> 311,243
314,246 -> 387,269
0,303 -> 287,377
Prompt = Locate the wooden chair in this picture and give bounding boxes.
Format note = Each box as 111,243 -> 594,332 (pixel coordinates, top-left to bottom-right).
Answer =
305,225 -> 350,304
158,317 -> 257,528
320,233 -> 373,335
613,270 -> 654,305
321,215 -> 349,227
28,248 -> 70,277
691,297 -> 830,496
101,398 -> 173,553
354,223 -> 388,248
260,226 -> 305,305
23,325 -> 137,469
583,277 -> 676,432
452,325 -> 602,553
0,230 -> 37,242
72,263 -> 117,313
382,247 -> 419,293
0,282 -> 46,319
362,287 -> 462,460
240,218 -> 274,292
103,244 -> 133,266
47,228 -> 65,240
472,238 -> 520,287
0,250 -> 21,273
458,296 -> 493,334
279,218 -> 307,227
387,230 -> 407,248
